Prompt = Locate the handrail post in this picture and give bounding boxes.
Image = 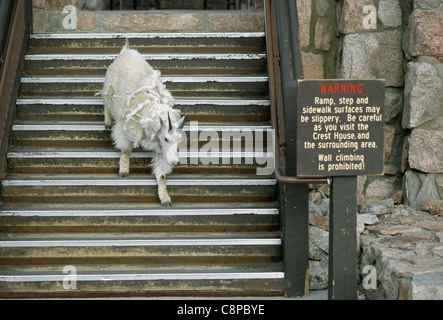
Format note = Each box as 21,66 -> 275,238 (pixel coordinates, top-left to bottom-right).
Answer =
264,0 -> 311,297
277,0 -> 309,298
328,176 -> 358,300
25,0 -> 33,32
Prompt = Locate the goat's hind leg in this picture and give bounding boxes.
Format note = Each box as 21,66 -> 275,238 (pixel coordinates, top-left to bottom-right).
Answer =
104,110 -> 113,129
112,122 -> 132,178
119,149 -> 131,178
102,89 -> 114,129
104,106 -> 113,129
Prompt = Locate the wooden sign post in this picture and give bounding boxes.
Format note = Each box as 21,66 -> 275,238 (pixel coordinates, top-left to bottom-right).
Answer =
297,79 -> 385,299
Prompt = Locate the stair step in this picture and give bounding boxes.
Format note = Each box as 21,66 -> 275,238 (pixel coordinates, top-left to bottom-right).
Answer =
0,203 -> 279,233
12,122 -> 271,131
1,174 -> 277,204
1,174 -> 276,186
11,122 -> 272,148
0,264 -> 284,298
28,32 -> 266,54
1,232 -> 281,243
0,232 -> 281,265
7,147 -> 273,174
24,53 -> 267,75
0,267 -> 284,282
19,75 -> 269,98
15,97 -> 270,122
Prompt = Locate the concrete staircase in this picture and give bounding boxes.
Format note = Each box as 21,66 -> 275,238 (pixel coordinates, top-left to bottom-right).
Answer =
0,28 -> 283,297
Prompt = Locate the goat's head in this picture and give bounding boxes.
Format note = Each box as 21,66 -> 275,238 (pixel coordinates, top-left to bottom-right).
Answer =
159,112 -> 186,165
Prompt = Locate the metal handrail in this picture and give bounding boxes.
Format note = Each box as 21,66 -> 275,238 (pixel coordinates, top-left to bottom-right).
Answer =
0,0 -> 31,175
0,1 -> 15,64
264,0 -> 329,185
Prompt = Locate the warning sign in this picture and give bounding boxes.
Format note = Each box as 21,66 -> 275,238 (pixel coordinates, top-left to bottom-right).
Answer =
296,79 -> 385,176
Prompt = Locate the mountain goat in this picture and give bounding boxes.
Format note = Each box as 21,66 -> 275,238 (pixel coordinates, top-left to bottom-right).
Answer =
99,39 -> 186,207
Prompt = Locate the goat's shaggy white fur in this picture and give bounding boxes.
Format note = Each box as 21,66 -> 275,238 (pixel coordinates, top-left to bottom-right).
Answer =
99,40 -> 185,207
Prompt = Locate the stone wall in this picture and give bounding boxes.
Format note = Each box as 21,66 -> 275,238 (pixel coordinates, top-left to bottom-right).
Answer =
402,0 -> 443,211
297,0 -> 338,80
338,0 -> 407,205
298,0 -> 443,211
298,0 -> 443,292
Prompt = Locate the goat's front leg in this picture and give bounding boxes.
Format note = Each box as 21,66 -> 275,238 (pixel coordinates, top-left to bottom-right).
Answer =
152,152 -> 173,207
119,149 -> 131,178
156,174 -> 172,207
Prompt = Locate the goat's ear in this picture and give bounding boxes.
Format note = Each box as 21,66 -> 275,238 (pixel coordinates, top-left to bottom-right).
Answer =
177,113 -> 187,130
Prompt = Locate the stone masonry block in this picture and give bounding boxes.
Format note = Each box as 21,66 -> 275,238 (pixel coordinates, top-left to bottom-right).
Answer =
314,17 -> 331,51
77,11 -> 97,31
340,30 -> 404,87
408,128 -> 443,173
404,170 -> 441,209
384,87 -> 403,123
46,0 -> 78,8
339,0 -> 375,34
101,12 -> 204,32
384,125 -> 395,162
378,0 -> 402,28
297,0 -> 312,48
409,272 -> 443,299
409,10 -> 443,60
302,52 -> 324,79
402,58 -> 443,129
413,0 -> 443,10
208,13 -> 264,32
316,0 -> 330,16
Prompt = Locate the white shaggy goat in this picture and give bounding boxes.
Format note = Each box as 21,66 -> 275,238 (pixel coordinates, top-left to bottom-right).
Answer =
99,39 -> 186,207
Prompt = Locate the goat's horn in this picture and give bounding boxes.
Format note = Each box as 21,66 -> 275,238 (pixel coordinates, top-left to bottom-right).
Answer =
167,112 -> 173,131
178,113 -> 187,129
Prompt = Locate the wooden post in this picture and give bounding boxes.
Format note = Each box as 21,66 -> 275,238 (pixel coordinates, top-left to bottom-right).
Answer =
282,183 -> 309,297
328,176 -> 358,300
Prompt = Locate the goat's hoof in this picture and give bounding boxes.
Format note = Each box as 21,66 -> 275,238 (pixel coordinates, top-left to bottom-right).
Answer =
119,172 -> 129,178
161,201 -> 172,208
105,125 -> 112,130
